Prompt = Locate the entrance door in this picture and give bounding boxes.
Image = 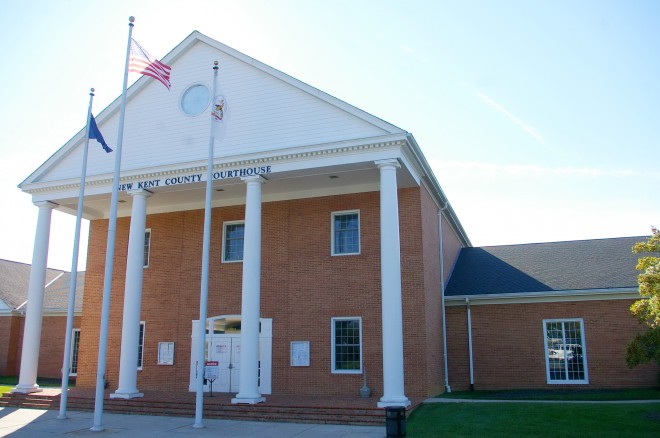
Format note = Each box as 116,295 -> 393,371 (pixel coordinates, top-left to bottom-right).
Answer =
209,336 -> 241,393
189,318 -> 271,394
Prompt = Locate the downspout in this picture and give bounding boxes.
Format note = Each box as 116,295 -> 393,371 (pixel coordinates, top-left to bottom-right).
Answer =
466,297 -> 474,391
439,207 -> 451,393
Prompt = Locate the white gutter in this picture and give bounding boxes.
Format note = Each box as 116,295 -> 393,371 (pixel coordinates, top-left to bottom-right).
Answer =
466,298 -> 474,390
445,287 -> 639,306
439,207 -> 451,393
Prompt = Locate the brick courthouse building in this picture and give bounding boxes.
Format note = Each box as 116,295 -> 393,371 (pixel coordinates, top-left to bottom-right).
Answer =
14,32 -> 657,405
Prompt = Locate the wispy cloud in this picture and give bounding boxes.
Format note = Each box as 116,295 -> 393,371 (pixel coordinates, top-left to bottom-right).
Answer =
475,91 -> 545,144
398,44 -> 415,54
437,160 -> 660,179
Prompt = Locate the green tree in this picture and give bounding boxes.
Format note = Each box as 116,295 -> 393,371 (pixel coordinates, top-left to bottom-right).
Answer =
626,228 -> 660,367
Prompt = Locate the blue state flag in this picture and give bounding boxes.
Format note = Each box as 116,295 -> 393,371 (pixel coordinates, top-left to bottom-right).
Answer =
89,115 -> 112,153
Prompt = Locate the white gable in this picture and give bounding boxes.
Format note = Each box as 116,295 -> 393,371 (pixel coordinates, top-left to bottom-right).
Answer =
27,33 -> 403,185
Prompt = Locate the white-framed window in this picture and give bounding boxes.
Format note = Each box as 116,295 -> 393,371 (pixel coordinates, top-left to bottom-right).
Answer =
543,319 -> 588,384
69,328 -> 81,376
331,317 -> 362,373
138,321 -> 146,370
143,229 -> 151,268
222,221 -> 245,262
331,211 -> 360,256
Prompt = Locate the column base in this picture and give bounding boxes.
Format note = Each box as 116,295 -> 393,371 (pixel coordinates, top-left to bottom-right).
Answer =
231,395 -> 266,405
11,384 -> 42,394
377,396 -> 411,408
110,391 -> 144,399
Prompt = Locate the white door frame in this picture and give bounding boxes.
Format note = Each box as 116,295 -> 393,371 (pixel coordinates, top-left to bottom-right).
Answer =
189,316 -> 272,394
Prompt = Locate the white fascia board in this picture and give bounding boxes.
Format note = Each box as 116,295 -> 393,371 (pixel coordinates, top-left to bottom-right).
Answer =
402,133 -> 471,247
445,287 -> 640,306
24,133 -> 409,200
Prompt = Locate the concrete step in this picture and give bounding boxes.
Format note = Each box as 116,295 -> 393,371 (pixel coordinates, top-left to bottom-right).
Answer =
0,392 -> 386,426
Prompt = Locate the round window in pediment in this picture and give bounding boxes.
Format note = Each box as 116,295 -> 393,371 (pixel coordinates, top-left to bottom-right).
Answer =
180,83 -> 210,116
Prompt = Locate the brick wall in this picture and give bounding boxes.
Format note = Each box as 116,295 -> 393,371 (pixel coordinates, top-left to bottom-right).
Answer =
76,188 -> 449,398
0,316 -> 22,376
419,186 -> 443,395
446,300 -> 659,390
37,316 -> 82,378
0,315 -> 80,379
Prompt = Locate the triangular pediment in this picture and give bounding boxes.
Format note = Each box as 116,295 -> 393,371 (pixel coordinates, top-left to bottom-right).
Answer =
22,31 -> 404,187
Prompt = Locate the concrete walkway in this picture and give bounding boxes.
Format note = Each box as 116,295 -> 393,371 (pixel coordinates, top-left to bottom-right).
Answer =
0,407 -> 386,438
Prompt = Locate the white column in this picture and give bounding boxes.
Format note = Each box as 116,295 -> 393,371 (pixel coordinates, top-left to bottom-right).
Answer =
111,189 -> 151,399
232,176 -> 265,404
12,201 -> 56,394
375,159 -> 411,408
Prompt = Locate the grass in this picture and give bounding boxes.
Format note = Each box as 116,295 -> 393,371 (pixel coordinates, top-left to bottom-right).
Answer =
0,376 -> 73,394
435,388 -> 660,401
407,402 -> 660,437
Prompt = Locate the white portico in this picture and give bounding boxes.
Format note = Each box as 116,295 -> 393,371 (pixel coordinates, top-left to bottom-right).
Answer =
16,31 -> 466,406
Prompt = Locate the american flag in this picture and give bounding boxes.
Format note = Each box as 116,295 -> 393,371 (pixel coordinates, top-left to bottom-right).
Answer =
129,39 -> 172,90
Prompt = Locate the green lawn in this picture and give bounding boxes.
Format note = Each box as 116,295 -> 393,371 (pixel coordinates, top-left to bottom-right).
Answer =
407,402 -> 660,437
0,385 -> 12,394
0,376 -> 72,394
436,388 -> 660,401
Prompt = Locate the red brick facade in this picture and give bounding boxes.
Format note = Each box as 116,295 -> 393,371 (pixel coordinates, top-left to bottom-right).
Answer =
76,186 -> 456,398
446,300 -> 658,390
0,315 -> 80,379
0,316 -> 22,376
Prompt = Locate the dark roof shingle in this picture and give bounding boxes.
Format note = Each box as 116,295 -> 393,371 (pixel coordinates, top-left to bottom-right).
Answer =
445,236 -> 645,296
0,259 -> 84,311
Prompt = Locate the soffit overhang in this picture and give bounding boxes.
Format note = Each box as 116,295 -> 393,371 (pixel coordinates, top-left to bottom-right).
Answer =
20,133 -> 470,247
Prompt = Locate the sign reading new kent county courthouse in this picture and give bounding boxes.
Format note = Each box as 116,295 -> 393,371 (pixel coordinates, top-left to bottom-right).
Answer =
117,165 -> 273,191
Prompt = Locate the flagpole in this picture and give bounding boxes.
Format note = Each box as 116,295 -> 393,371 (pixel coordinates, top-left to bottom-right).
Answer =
57,88 -> 95,420
193,60 -> 219,429
91,17 -> 134,432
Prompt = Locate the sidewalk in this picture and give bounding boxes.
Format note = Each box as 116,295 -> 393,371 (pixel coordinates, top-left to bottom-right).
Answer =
0,407 -> 386,438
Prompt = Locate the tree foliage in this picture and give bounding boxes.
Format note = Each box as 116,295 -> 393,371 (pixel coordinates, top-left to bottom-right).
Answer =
626,228 -> 660,367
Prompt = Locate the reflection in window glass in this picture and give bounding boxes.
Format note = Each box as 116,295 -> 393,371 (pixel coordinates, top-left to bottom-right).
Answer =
545,319 -> 587,383
70,329 -> 81,375
138,322 -> 145,370
224,222 -> 245,262
143,230 -> 151,268
332,318 -> 362,372
333,212 -> 360,255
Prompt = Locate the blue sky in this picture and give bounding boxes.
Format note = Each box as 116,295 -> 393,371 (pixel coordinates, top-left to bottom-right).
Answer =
1,0 -> 658,271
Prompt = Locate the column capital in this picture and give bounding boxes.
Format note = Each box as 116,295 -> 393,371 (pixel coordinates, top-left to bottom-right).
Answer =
241,175 -> 265,184
374,159 -> 401,170
33,201 -> 58,209
127,189 -> 153,198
